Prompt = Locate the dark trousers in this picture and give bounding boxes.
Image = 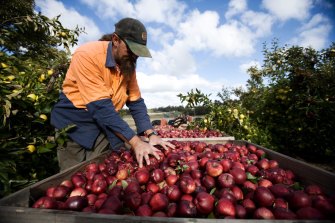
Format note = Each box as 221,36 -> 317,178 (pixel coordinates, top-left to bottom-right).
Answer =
57,133 -> 110,172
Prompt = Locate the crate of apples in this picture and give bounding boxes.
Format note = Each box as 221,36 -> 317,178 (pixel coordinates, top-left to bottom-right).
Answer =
154,126 -> 227,138
31,141 -> 335,220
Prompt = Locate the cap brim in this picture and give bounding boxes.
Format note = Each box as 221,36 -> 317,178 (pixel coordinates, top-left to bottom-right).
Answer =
125,39 -> 152,58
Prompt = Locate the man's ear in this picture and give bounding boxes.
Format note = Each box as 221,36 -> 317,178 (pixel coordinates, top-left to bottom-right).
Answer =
112,33 -> 120,46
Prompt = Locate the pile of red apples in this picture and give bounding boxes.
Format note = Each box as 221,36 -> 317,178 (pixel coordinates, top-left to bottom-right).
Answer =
32,141 -> 335,220
154,126 -> 225,138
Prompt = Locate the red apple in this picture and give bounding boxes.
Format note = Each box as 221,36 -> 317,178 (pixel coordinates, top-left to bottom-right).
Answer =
116,169 -> 128,180
91,178 -> 107,194
296,207 -> 325,220
201,175 -> 216,191
217,173 -> 235,188
243,180 -> 257,192
229,167 -> 246,185
65,196 -> 88,211
258,178 -> 273,188
305,184 -> 323,196
167,202 -> 177,217
71,174 -> 87,188
100,195 -> 122,213
215,198 -> 236,217
124,192 -> 142,210
136,204 -> 153,216
86,193 -> 97,206
269,183 -> 290,198
206,160 -> 223,177
53,185 -> 70,201
45,186 -> 56,198
253,186 -> 275,207
149,193 -> 169,212
246,165 -> 259,176
32,196 -> 58,209
242,198 -> 256,215
60,180 -> 74,190
70,187 -> 87,197
273,207 -> 297,219
177,200 -> 197,217
146,182 -> 160,193
231,185 -> 244,201
253,207 -> 274,219
194,192 -> 215,215
166,174 -> 179,186
220,159 -> 232,172
166,185 -> 182,202
150,169 -> 164,183
288,190 -> 312,210
179,176 -> 196,194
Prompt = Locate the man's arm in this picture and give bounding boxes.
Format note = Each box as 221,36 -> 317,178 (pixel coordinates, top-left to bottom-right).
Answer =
126,98 -> 155,136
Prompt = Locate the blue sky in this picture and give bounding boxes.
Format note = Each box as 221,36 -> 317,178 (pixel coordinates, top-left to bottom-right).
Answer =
35,0 -> 335,108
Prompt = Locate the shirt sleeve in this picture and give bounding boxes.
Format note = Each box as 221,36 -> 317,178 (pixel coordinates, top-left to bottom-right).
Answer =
126,98 -> 153,134
87,99 -> 136,141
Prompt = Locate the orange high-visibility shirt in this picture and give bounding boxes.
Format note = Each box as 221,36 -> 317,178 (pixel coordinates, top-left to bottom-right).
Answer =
63,41 -> 141,111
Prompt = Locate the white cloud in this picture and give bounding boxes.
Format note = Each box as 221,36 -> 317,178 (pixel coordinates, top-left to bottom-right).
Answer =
150,40 -> 196,77
80,0 -> 186,28
289,14 -> 332,50
80,0 -> 135,20
36,0 -> 102,49
137,72 -> 224,108
135,0 -> 187,27
240,60 -> 261,73
225,0 -> 247,19
178,10 -> 255,57
241,11 -> 274,37
262,0 -> 313,21
147,27 -> 174,47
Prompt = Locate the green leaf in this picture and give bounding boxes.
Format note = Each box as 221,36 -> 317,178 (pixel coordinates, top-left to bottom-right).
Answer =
209,187 -> 216,195
246,172 -> 257,180
37,146 -> 52,154
121,180 -> 128,189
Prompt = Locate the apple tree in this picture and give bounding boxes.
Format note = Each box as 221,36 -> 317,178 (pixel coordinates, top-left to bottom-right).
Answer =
0,0 -> 82,197
239,40 -> 335,160
177,88 -> 271,147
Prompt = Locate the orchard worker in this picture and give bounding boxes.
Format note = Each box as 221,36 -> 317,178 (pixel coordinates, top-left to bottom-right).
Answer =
51,17 -> 174,172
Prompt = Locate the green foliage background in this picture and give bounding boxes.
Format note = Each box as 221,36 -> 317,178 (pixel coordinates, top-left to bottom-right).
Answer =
0,0 -> 83,197
179,40 -> 335,162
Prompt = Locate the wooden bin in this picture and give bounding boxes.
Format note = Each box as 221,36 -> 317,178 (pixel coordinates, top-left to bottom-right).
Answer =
0,139 -> 334,223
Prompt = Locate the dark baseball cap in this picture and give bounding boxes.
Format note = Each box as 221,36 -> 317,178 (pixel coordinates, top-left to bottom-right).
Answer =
115,18 -> 152,58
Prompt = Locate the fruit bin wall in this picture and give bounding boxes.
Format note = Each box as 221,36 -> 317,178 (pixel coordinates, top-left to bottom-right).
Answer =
0,139 -> 334,223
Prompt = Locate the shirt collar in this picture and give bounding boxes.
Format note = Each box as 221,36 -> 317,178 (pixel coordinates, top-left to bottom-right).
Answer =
105,41 -> 116,68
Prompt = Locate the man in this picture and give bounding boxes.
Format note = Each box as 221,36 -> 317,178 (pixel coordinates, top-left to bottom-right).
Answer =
51,17 -> 174,172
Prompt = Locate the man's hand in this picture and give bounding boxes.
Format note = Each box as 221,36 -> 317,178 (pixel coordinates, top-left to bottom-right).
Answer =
129,136 -> 161,168
148,134 -> 175,151
129,135 -> 175,168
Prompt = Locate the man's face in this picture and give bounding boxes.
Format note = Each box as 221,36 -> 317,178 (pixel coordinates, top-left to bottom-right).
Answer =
114,37 -> 138,77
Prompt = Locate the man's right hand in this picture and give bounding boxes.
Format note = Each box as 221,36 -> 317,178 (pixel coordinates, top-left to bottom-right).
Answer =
129,136 -> 161,168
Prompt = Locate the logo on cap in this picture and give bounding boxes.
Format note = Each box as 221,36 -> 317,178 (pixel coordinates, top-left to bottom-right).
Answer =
141,32 -> 147,41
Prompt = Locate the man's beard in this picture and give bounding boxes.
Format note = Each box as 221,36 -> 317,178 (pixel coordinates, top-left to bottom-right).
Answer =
115,55 -> 136,77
